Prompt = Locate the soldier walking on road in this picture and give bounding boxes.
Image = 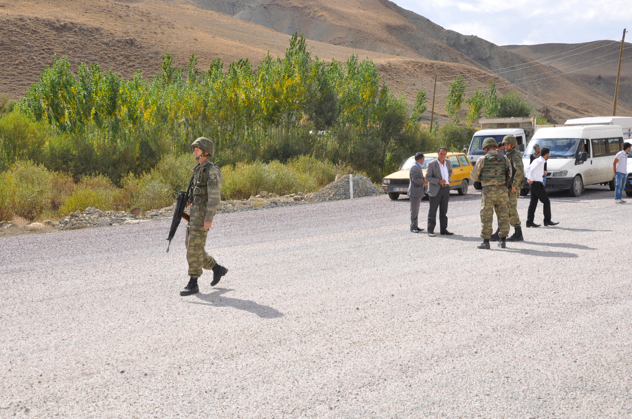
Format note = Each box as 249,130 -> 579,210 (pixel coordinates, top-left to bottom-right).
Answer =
470,137 -> 512,250
491,135 -> 525,242
180,137 -> 229,296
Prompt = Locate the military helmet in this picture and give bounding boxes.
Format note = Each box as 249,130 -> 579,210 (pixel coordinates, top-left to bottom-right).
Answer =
482,137 -> 498,149
191,137 -> 214,156
501,135 -> 517,146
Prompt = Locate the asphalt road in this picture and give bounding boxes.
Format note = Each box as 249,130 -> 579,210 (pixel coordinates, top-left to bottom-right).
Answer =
1,186 -> 631,418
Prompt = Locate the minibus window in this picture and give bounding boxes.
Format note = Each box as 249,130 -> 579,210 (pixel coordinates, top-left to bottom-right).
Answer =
607,138 -> 622,155
592,139 -> 607,157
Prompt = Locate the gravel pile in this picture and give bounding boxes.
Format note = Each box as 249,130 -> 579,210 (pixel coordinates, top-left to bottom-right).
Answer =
305,174 -> 382,201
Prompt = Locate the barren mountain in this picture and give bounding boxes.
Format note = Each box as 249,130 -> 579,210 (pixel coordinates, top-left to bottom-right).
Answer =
505,41 -> 632,115
1,0 -> 630,123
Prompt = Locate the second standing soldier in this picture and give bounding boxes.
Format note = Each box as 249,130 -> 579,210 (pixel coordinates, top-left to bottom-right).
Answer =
490,135 -> 525,242
470,137 -> 512,250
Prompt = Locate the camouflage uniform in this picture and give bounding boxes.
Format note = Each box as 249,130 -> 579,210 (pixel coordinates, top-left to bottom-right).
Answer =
186,159 -> 222,278
471,149 -> 511,239
506,146 -> 524,228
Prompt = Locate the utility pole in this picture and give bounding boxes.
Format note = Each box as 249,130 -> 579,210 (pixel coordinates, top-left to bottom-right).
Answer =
613,28 -> 627,116
430,75 -> 437,131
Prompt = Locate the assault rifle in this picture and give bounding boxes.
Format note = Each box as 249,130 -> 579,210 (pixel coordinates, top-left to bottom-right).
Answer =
166,175 -> 194,252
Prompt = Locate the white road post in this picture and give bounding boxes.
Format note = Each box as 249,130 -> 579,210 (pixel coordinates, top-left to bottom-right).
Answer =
349,174 -> 354,199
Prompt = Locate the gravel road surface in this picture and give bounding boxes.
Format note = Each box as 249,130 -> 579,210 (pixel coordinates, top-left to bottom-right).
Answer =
1,187 -> 631,418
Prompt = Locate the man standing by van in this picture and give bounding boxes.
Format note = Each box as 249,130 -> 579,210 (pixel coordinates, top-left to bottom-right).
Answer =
526,147 -> 558,227
614,142 -> 631,203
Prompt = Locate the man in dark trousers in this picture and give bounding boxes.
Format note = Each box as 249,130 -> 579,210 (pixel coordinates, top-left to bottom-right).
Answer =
408,152 -> 427,233
426,148 -> 453,237
526,147 -> 558,227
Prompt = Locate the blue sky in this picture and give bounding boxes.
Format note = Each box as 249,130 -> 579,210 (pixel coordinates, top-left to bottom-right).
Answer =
392,0 -> 629,46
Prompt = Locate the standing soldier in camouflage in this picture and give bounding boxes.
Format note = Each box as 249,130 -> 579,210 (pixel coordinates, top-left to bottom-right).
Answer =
180,137 -> 229,296
490,135 -> 525,242
470,137 -> 512,250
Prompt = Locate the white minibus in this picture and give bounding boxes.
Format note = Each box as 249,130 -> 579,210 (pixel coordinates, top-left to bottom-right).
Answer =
523,125 -> 624,197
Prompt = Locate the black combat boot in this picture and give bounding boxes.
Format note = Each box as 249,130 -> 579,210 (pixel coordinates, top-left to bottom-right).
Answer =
498,237 -> 506,248
477,239 -> 490,250
211,264 -> 228,286
507,226 -> 524,242
489,228 -> 500,241
180,277 -> 199,296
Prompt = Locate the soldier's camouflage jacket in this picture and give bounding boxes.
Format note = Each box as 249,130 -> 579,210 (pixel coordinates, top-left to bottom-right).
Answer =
470,150 -> 512,188
506,148 -> 525,190
189,159 -> 222,229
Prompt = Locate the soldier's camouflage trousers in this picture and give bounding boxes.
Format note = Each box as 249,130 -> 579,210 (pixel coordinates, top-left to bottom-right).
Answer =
480,185 -> 509,239
508,190 -> 521,227
186,225 -> 216,278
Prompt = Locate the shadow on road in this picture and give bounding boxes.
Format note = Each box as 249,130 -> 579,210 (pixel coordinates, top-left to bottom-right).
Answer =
500,248 -> 578,258
523,241 -> 596,250
188,288 -> 284,319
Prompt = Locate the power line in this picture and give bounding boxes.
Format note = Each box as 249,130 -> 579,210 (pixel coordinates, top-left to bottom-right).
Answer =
435,40 -> 616,83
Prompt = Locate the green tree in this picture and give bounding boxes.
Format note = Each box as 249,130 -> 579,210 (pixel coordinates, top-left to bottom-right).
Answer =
498,91 -> 532,117
446,76 -> 466,122
484,81 -> 500,118
407,89 -> 427,129
465,89 -> 485,127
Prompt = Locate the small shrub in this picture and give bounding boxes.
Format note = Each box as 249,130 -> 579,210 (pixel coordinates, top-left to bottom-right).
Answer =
111,173 -> 141,211
0,171 -> 14,221
59,174 -> 116,215
0,111 -> 49,167
60,188 -> 113,215
49,171 -> 76,211
134,175 -> 173,210
4,160 -> 53,220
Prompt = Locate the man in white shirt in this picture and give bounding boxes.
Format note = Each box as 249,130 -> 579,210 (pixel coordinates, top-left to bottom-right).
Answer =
525,147 -> 558,227
613,142 -> 631,203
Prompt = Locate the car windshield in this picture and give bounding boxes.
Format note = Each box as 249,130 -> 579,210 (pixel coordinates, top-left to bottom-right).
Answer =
469,135 -> 505,155
525,138 -> 581,159
401,156 -> 436,170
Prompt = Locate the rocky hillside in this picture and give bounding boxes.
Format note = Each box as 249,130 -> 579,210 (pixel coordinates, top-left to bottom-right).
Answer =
1,0 -> 630,123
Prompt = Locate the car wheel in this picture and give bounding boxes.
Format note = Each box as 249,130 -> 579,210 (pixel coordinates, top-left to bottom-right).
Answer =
388,192 -> 400,200
458,179 -> 468,195
608,179 -> 615,191
626,191 -> 632,197
520,188 -> 529,196
568,175 -> 583,197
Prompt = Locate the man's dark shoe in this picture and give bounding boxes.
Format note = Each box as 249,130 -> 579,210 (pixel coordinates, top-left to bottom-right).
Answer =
526,221 -> 540,228
507,226 -> 524,242
544,221 -> 559,226
211,264 -> 228,286
497,238 -> 506,248
410,227 -> 424,233
180,277 -> 199,296
440,230 -> 454,236
477,239 -> 490,250
489,228 -> 500,241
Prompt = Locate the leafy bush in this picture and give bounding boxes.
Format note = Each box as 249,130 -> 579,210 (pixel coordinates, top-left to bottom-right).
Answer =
0,111 -> 50,169
59,174 -> 116,215
111,173 -> 141,211
437,122 -> 476,152
2,160 -> 53,220
222,160 -> 317,199
134,176 -> 174,211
